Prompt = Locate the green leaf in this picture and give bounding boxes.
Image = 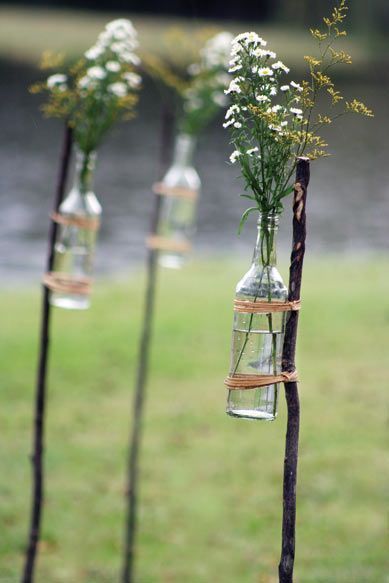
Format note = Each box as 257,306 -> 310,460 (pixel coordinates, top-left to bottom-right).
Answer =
238,206 -> 258,234
240,193 -> 257,201
279,185 -> 295,199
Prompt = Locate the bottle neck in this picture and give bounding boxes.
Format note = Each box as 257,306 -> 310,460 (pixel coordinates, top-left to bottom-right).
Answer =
172,133 -> 196,168
74,148 -> 97,194
252,213 -> 279,268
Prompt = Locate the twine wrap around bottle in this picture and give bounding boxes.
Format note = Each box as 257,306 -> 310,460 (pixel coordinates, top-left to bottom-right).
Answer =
226,299 -> 301,390
225,370 -> 298,390
233,298 -> 301,313
43,272 -> 92,295
152,181 -> 198,201
51,212 -> 100,232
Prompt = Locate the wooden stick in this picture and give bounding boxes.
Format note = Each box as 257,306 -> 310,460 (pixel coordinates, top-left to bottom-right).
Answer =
278,158 -> 310,583
22,125 -> 73,583
121,107 -> 174,583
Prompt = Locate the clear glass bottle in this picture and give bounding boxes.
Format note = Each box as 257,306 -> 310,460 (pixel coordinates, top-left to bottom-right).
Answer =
157,133 -> 201,269
226,213 -> 288,421
50,148 -> 102,310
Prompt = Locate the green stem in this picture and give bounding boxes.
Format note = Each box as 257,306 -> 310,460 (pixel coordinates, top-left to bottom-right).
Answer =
232,219 -> 277,380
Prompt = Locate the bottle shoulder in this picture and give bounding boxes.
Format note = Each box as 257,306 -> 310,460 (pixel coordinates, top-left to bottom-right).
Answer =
162,164 -> 201,191
236,264 -> 287,300
59,188 -> 102,217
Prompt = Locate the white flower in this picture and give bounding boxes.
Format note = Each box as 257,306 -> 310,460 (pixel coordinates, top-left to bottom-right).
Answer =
232,32 -> 267,54
272,61 -> 290,73
225,104 -> 240,119
78,75 -> 96,90
280,85 -> 290,92
105,19 -> 137,39
107,82 -> 128,97
253,48 -> 276,59
85,45 -> 104,60
123,72 -> 141,88
188,63 -> 201,76
47,74 -> 67,88
290,107 -> 303,115
111,42 -> 127,54
234,122 -> 242,128
290,81 -> 303,92
87,66 -> 106,80
229,150 -> 241,163
223,119 -> 235,128
270,87 -> 277,96
106,60 -> 121,72
229,63 -> 242,73
247,147 -> 259,155
201,31 -> 233,69
258,67 -> 274,77
281,121 -> 288,126
225,77 -> 243,95
121,52 -> 141,66
256,94 -> 269,103
270,105 -> 282,112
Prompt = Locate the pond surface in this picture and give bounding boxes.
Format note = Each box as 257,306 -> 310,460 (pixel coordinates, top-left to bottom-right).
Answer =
1,61 -> 388,283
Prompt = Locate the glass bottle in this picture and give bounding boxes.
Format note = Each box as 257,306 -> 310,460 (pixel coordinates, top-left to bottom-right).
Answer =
226,213 -> 288,421
50,148 -> 102,310
157,133 -> 201,269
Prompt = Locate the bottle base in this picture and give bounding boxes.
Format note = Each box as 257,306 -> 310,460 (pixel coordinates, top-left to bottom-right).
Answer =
50,294 -> 90,310
226,408 -> 276,421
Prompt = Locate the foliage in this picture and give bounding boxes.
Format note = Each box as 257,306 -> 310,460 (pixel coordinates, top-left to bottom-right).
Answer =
224,0 -> 373,227
31,19 -> 141,154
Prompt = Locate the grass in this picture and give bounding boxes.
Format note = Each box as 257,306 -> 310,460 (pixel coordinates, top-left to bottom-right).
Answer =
0,5 -> 372,69
0,257 -> 388,582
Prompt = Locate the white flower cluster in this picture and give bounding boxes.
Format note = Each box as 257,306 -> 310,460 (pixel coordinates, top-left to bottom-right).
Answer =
78,19 -> 141,97
182,31 -> 233,123
200,31 -> 233,70
223,31 -> 305,145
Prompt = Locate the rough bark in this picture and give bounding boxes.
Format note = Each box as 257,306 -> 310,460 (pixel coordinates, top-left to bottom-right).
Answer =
278,158 -> 310,583
122,108 -> 174,583
22,125 -> 73,583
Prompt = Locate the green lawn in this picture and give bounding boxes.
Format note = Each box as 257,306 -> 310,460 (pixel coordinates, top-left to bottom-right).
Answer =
0,5 -> 372,69
0,258 -> 388,582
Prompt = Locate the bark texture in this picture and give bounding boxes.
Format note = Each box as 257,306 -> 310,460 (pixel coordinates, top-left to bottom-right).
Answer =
22,125 -> 73,583
278,158 -> 310,583
122,108 -> 174,583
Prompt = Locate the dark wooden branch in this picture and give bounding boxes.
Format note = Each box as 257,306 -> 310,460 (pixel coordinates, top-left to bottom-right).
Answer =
22,125 -> 73,583
278,158 -> 310,583
122,107 -> 174,583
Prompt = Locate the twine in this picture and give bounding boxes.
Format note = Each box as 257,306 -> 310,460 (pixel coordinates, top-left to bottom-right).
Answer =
225,370 -> 298,390
152,182 -> 198,201
146,235 -> 192,253
51,212 -> 100,232
233,299 -> 301,314
43,272 -> 92,295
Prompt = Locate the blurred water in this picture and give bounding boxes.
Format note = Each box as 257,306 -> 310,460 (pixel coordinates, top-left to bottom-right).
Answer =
0,61 -> 388,283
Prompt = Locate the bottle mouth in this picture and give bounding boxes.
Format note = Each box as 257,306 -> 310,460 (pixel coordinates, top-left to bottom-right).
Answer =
257,211 -> 280,228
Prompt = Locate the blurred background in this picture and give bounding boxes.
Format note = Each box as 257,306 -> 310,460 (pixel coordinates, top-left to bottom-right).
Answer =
1,2 -> 388,582
0,0 -> 388,280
